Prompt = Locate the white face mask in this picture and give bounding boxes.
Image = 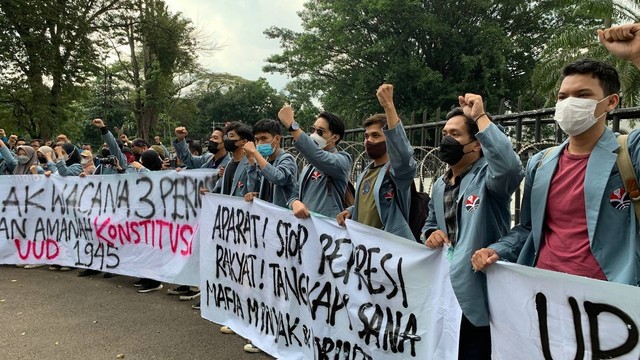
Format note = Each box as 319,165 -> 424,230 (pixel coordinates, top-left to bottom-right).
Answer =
554,96 -> 609,136
309,133 -> 327,150
17,155 -> 30,164
81,158 -> 91,165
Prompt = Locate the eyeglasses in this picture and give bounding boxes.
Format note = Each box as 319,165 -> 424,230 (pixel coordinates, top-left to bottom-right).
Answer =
310,126 -> 325,137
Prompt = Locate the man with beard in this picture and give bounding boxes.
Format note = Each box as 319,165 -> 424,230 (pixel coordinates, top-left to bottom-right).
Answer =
336,84 -> 417,241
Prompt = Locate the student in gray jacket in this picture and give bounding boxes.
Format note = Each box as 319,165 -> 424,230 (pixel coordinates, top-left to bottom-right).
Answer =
422,94 -> 524,359
473,24 -> 640,289
212,122 -> 254,197
92,118 -> 144,175
54,143 -> 83,176
279,107 -> 352,218
336,84 -> 416,241
173,126 -> 229,171
244,119 -> 298,208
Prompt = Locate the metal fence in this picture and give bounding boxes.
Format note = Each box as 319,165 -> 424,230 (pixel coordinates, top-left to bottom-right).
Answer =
283,106 -> 640,224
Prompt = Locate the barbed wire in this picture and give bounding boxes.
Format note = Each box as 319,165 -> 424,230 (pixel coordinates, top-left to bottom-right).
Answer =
284,140 -> 561,190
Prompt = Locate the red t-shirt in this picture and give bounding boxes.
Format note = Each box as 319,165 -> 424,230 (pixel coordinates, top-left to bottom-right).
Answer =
536,147 -> 607,280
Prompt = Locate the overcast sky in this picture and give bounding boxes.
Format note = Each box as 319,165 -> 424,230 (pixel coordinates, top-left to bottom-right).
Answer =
163,0 -> 305,90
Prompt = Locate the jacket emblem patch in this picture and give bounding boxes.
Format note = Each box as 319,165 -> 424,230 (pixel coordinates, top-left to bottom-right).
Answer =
610,187 -> 631,210
384,190 -> 395,202
362,180 -> 372,195
465,195 -> 480,213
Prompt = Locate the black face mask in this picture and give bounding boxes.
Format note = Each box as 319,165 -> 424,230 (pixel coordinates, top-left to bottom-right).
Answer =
208,142 -> 222,154
438,136 -> 475,165
38,156 -> 47,164
365,141 -> 387,160
101,148 -> 111,157
224,139 -> 239,152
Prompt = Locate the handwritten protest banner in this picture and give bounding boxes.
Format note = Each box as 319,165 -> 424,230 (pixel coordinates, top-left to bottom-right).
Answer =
0,169 -> 215,286
487,262 -> 640,360
199,194 -> 462,360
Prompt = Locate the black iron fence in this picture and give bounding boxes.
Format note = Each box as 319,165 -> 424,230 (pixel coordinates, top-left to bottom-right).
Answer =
283,106 -> 640,224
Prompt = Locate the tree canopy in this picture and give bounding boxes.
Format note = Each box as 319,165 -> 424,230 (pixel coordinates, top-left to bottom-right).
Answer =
263,0 -> 636,124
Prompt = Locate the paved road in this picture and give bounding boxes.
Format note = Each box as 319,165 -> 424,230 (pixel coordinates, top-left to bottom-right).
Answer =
0,265 -> 274,360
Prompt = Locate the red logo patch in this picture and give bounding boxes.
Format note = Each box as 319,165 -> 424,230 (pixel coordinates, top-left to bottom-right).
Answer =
311,171 -> 322,181
465,195 -> 480,213
610,187 -> 631,210
236,181 -> 244,188
384,190 -> 395,202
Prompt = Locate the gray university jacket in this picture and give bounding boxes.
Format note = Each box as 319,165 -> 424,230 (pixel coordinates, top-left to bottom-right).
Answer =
213,155 -> 250,198
346,122 -> 417,241
246,148 -> 298,209
287,132 -> 352,218
173,138 -> 228,170
422,122 -> 524,327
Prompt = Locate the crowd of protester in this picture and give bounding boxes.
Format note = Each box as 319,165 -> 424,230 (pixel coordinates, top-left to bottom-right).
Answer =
2,23 -> 640,358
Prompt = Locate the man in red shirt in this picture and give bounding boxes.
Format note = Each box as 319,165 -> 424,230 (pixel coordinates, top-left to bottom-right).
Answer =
472,23 -> 640,287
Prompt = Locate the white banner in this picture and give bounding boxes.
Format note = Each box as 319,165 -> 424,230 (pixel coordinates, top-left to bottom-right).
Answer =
199,194 -> 462,360
487,262 -> 640,360
0,169 -> 216,286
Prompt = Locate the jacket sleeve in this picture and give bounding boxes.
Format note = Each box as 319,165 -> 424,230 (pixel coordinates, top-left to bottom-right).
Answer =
260,153 -> 298,187
101,127 -> 127,167
488,150 -> 541,262
0,146 -> 16,172
385,121 -> 417,187
475,123 -> 524,198
420,192 -> 439,244
172,138 -> 212,169
287,184 -> 301,209
627,129 -> 640,181
56,162 -> 83,176
294,132 -> 352,180
246,164 -> 260,193
161,144 -> 170,159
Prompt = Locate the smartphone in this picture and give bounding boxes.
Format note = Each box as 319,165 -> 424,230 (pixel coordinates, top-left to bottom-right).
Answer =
169,158 -> 177,169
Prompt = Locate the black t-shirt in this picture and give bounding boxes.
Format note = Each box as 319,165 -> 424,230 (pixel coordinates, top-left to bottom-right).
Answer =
222,160 -> 240,195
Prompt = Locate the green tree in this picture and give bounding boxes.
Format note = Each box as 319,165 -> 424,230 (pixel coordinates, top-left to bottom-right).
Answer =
195,77 -> 286,139
281,79 -> 320,130
531,0 -> 640,106
264,0 -> 583,125
106,0 -> 200,141
0,0 -> 122,139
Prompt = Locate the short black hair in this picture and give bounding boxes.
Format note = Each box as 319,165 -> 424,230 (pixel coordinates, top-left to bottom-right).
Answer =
562,58 -> 621,96
224,121 -> 254,142
445,107 -> 493,141
363,114 -> 387,129
318,111 -> 345,144
189,141 -> 202,155
131,138 -> 149,148
252,118 -> 282,136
